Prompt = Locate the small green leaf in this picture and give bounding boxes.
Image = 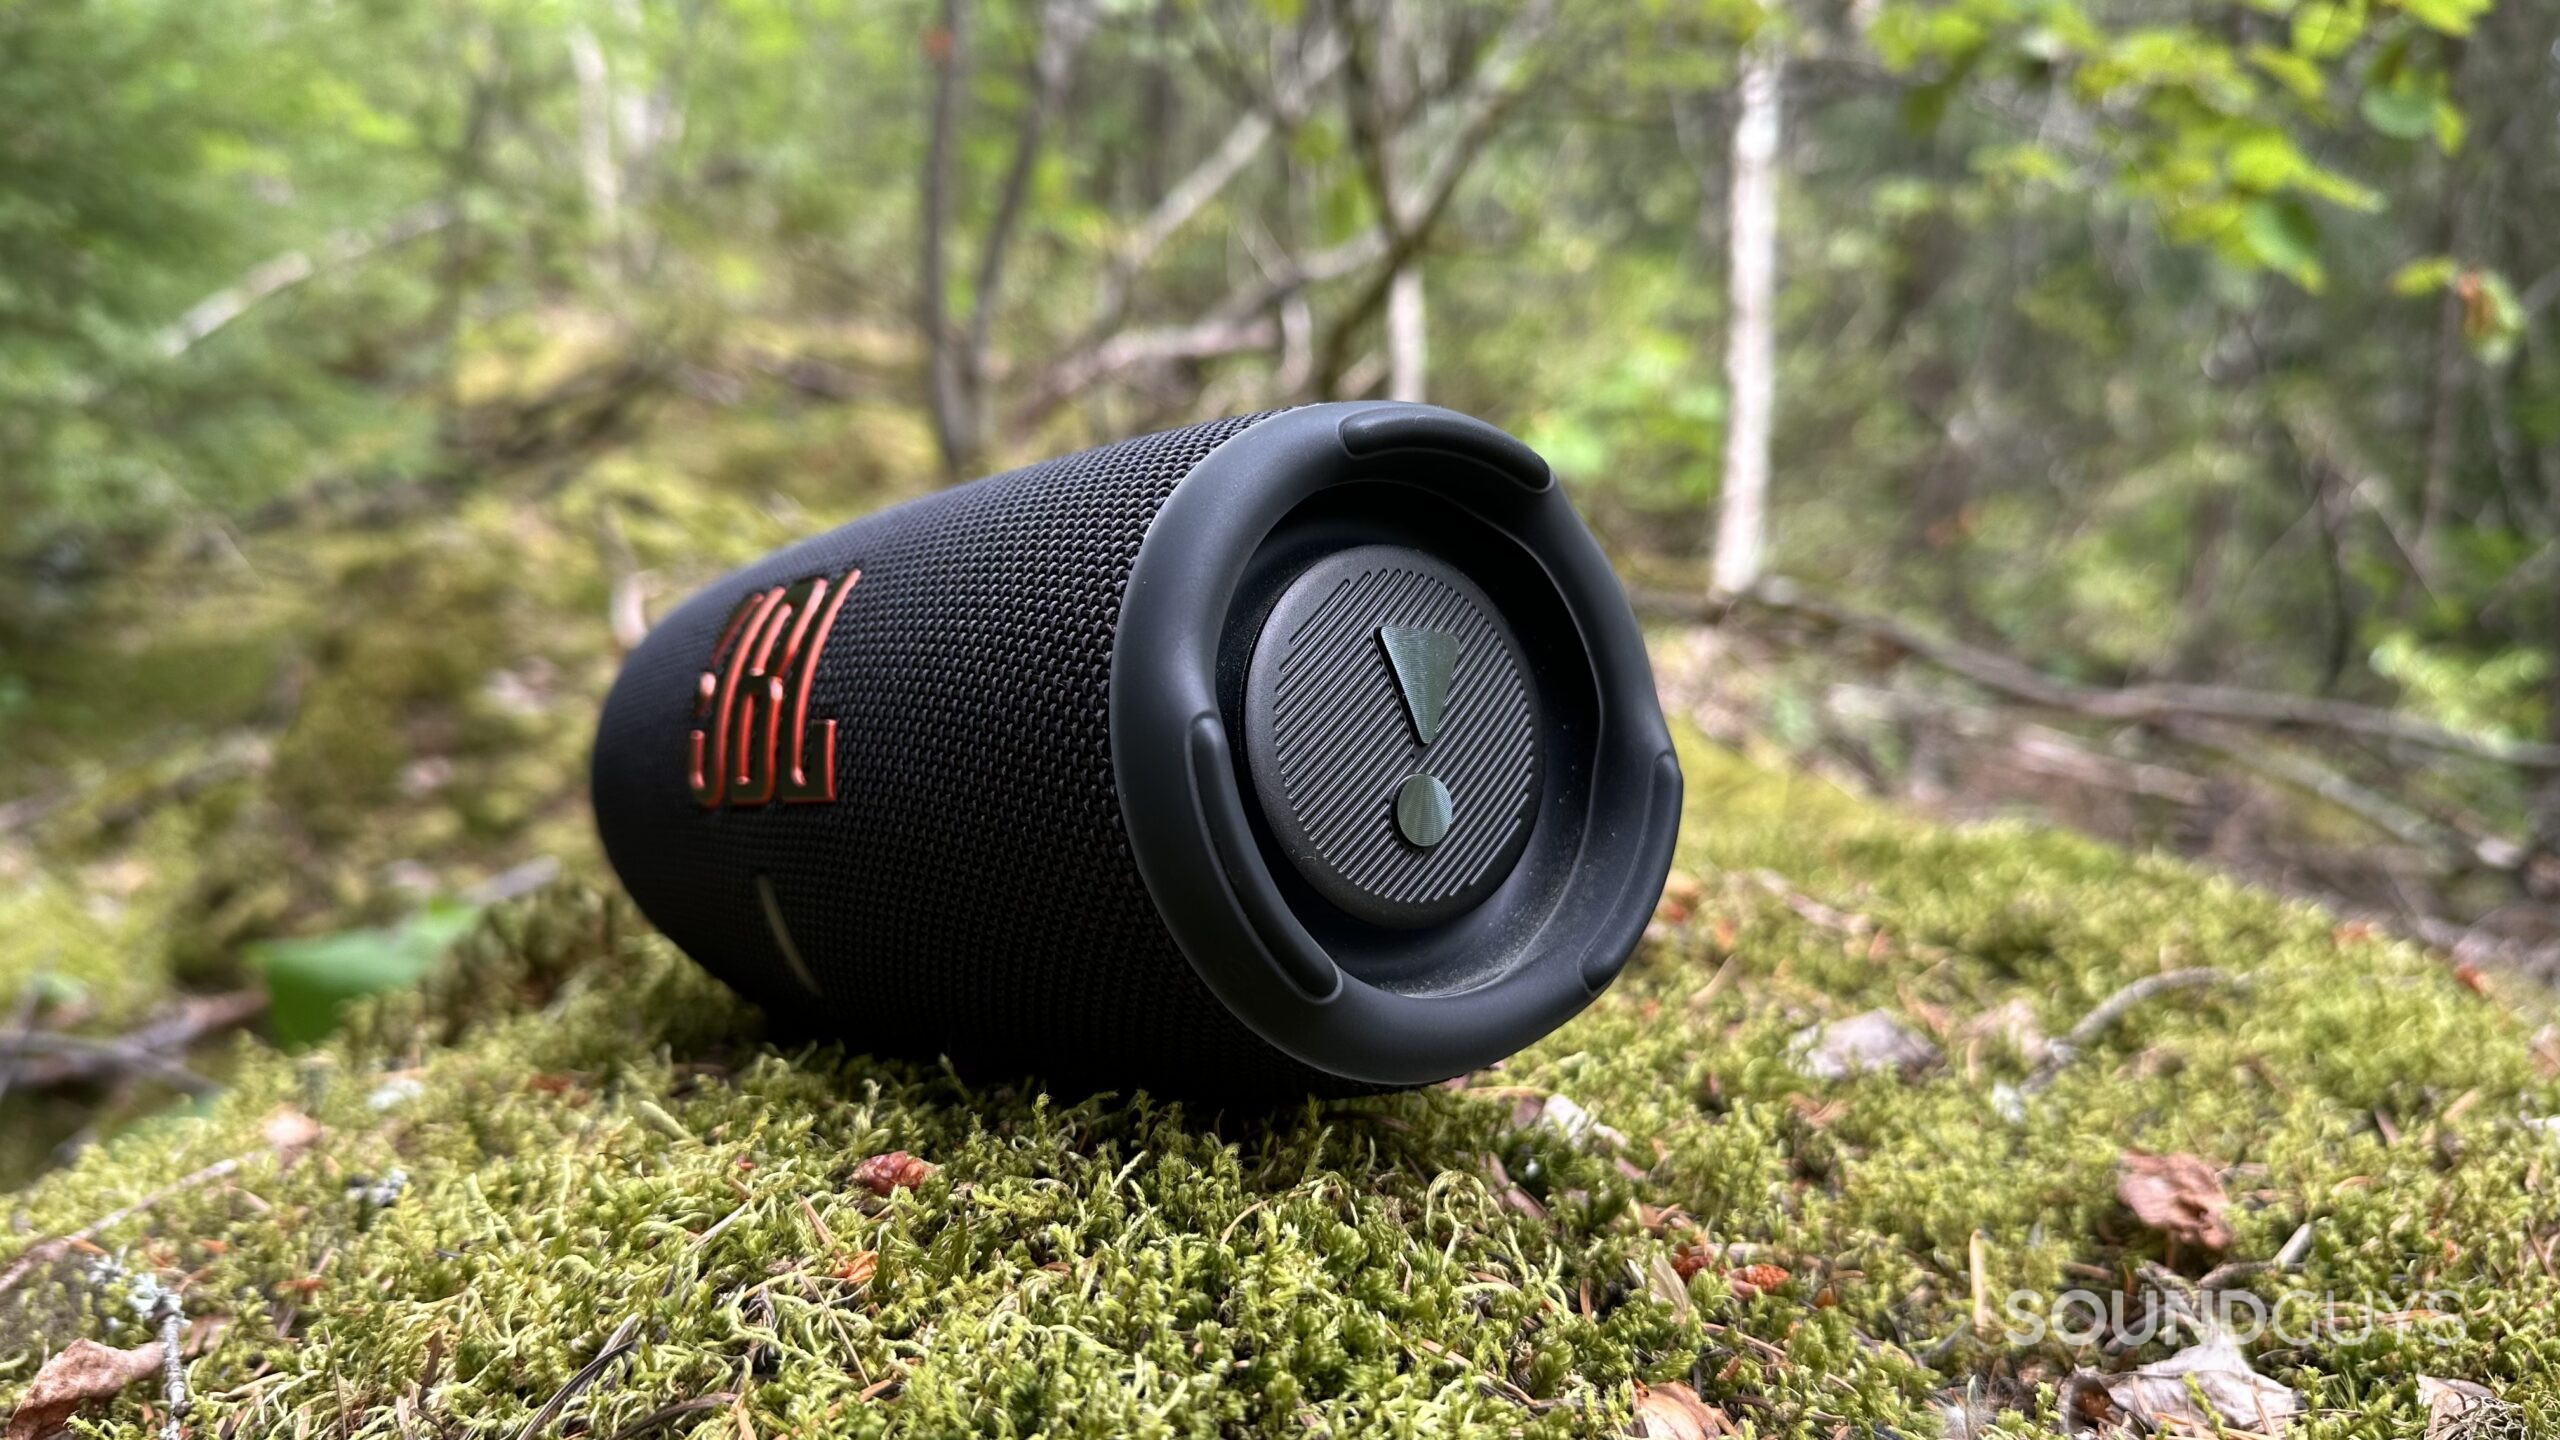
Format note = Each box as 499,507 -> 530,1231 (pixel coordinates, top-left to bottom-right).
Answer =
2433,97 -> 2467,152
2397,0 -> 2490,35
2245,44 -> 2329,102
2389,256 -> 2458,296
2359,83 -> 2437,139
2294,162 -> 2384,212
2224,131 -> 2303,192
1977,141 -> 2070,185
2241,196 -> 2325,290
2291,0 -> 2366,58
252,902 -> 482,1046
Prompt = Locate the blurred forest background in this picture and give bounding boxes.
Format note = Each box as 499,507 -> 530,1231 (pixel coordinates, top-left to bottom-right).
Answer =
4,0 -> 2558,1170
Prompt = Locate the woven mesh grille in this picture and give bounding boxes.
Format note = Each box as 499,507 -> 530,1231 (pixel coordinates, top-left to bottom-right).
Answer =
592,413 -> 1364,1097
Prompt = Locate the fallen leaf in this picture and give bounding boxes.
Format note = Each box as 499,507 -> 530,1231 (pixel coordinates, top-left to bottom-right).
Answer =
1511,1093 -> 1628,1149
1791,1009 -> 1940,1081
5,1338 -> 167,1440
2100,1337 -> 2300,1435
1960,999 -> 2049,1064
1643,1253 -> 1693,1316
831,1250 -> 878,1285
851,1151 -> 936,1196
1539,1093 -> 1598,1141
1630,1381 -> 1731,1438
1654,870 -> 1705,925
2118,1152 -> 2235,1251
261,1108 -> 324,1166
2418,1377 -> 2516,1440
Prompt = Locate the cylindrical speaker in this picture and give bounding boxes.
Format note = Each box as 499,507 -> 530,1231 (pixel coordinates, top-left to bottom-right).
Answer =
591,403 -> 1680,1097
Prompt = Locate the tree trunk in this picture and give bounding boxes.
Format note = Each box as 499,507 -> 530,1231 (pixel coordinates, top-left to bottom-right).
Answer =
2415,268 -> 2467,582
920,0 -> 974,478
2412,41 -> 2475,585
920,0 -> 1089,479
567,24 -> 624,280
1712,44 -> 1782,597
1387,262 -> 1426,402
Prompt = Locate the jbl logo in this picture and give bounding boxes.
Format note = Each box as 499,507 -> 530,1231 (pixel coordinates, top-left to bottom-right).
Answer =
689,568 -> 860,807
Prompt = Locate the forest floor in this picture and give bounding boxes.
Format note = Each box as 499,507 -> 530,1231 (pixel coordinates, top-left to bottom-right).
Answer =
2,373 -> 2557,1435
2,730 -> 2555,1437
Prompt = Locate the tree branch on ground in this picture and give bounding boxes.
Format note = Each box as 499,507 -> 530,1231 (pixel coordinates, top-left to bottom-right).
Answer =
1665,581 -> 2560,770
5,990 -> 267,1092
155,202 -> 456,360
2026,969 -> 2239,1092
0,1154 -> 251,1297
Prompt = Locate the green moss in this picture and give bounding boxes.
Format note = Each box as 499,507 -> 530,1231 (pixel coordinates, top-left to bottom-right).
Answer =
2,732 -> 2555,1436
0,367 -> 937,1035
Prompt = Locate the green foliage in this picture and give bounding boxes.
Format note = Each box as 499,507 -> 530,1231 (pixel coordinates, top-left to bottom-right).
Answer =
1868,0 -> 2474,288
251,902 -> 483,1046
0,0 -> 2545,750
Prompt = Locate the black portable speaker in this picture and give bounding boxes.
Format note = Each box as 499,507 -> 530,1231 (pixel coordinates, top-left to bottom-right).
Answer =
591,403 -> 1680,1097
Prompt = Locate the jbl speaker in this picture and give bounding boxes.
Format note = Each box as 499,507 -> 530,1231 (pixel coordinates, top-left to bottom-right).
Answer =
591,403 -> 1679,1097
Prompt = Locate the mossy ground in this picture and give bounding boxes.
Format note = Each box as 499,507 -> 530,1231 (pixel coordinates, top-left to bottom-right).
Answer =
0,353 -> 934,1174
4,729 -> 2557,1437
4,370 -> 2557,1434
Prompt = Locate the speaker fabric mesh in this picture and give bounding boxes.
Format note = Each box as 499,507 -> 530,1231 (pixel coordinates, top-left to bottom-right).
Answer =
592,412 -> 1368,1097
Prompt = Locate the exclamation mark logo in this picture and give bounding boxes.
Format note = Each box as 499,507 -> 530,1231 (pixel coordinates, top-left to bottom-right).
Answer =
1378,625 -> 1459,846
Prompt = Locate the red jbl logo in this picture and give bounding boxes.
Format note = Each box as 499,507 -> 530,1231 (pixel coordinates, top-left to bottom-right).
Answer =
689,568 -> 860,807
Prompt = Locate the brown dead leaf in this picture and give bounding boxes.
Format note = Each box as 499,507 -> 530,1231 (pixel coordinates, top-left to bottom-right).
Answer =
261,1108 -> 324,1167
5,1338 -> 167,1440
2418,1377 -> 2515,1440
831,1250 -> 878,1285
2099,1337 -> 2300,1435
2118,1151 -> 2235,1251
1959,999 -> 2049,1065
1654,870 -> 1705,925
851,1151 -> 936,1196
1630,1381 -> 1732,1438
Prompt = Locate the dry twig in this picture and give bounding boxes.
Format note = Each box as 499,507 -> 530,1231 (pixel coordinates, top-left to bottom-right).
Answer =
0,1154 -> 251,1296
2026,969 -> 2239,1092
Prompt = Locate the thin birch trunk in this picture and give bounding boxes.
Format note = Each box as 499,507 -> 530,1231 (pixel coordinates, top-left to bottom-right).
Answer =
1713,44 -> 1783,597
1387,263 -> 1426,402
